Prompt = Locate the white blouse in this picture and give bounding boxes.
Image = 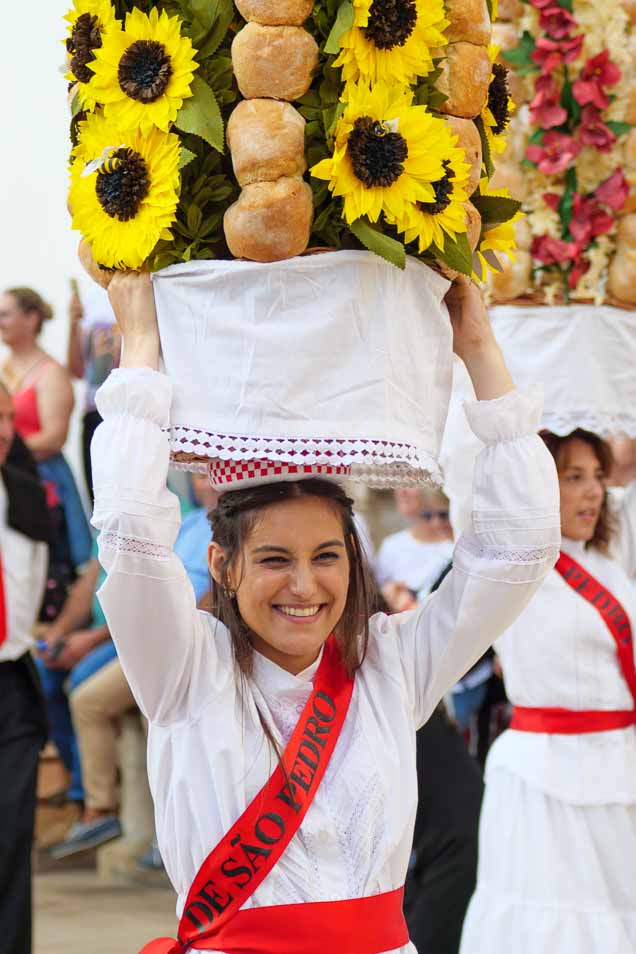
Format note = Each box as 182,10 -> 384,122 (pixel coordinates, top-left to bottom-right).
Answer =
91,368 -> 560,952
490,492 -> 636,806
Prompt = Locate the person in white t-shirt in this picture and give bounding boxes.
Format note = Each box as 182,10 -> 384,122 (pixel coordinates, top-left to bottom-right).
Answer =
374,488 -> 454,599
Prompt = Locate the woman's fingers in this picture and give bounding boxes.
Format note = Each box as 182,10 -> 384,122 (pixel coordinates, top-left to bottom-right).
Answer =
78,239 -> 114,290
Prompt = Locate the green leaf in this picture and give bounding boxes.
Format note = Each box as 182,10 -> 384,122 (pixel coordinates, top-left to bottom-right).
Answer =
187,204 -> 203,235
560,79 -> 581,125
70,90 -> 83,119
471,195 -> 522,228
175,75 -> 224,153
179,147 -> 197,170
324,0 -> 354,54
474,116 -> 494,179
504,31 -> 536,69
607,121 -> 632,138
559,165 -> 577,235
195,0 -> 234,59
349,218 -> 406,270
432,232 -> 474,277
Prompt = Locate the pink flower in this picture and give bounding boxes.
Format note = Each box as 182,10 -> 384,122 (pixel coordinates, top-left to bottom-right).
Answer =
532,35 -> 584,72
578,105 -> 617,152
529,0 -> 555,9
582,50 -> 621,87
542,192 -> 561,211
595,168 -> 630,210
539,5 -> 578,39
530,75 -> 568,128
526,131 -> 582,174
569,194 -> 614,245
573,51 -> 621,109
532,235 -> 575,264
568,256 -> 591,289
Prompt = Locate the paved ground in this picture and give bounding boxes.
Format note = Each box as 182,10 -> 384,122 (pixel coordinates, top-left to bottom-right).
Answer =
34,870 -> 178,954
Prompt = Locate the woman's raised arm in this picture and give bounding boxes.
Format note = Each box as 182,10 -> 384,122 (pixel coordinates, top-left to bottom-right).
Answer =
91,272 -> 227,725
380,280 -> 561,726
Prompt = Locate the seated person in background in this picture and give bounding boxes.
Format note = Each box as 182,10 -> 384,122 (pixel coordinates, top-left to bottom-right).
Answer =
50,472 -> 219,858
375,487 -> 454,598
36,556 -> 116,807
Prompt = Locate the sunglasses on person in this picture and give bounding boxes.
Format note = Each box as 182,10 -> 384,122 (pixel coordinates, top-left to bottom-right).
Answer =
419,509 -> 450,521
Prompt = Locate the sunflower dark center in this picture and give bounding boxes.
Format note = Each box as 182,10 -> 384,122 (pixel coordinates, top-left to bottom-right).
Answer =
418,160 -> 455,215
95,148 -> 150,221
66,12 -> 102,85
488,63 -> 512,135
348,116 -> 409,188
118,40 -> 173,103
364,0 -> 418,50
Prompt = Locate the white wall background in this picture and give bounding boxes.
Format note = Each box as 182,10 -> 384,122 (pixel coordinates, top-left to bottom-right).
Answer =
1,2 -> 94,490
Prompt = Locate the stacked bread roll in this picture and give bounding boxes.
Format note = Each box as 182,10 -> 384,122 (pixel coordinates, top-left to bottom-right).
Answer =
435,0 -> 493,254
224,0 -> 318,262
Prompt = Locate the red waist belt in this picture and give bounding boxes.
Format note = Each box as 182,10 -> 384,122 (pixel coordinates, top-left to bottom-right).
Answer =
151,888 -> 408,954
510,706 -> 636,734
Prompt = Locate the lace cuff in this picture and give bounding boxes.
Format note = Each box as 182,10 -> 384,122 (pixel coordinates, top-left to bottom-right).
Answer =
464,387 -> 543,444
95,368 -> 172,428
99,530 -> 171,563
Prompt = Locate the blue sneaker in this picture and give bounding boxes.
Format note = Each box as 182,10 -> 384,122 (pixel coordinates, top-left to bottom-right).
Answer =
50,816 -> 122,859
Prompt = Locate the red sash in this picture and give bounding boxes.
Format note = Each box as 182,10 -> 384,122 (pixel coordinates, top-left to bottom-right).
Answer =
511,550 -> 636,735
141,635 -> 406,954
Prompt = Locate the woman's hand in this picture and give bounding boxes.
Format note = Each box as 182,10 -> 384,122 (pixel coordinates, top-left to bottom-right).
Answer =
445,277 -> 514,401
107,270 -> 160,371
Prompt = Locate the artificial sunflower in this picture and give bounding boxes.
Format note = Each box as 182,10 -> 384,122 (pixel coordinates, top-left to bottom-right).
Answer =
69,112 -> 181,269
64,0 -> 117,111
334,0 -> 449,87
88,6 -> 198,135
311,81 -> 450,228
473,179 -> 522,277
397,141 -> 471,252
481,45 -> 515,157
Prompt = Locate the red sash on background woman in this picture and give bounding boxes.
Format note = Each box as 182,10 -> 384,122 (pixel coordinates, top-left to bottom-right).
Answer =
141,635 -> 409,954
511,551 -> 636,734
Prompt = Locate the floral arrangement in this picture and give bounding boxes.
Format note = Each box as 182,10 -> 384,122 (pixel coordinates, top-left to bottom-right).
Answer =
500,0 -> 634,303
65,0 -> 520,275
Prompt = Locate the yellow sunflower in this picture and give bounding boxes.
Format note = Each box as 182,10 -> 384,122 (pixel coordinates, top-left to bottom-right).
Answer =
481,45 -> 515,157
397,141 -> 471,252
64,0 -> 118,111
473,179 -> 522,278
334,0 -> 449,86
69,111 -> 181,269
88,6 -> 198,135
311,81 -> 450,228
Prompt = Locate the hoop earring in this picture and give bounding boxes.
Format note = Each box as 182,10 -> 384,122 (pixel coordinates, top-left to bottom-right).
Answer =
225,588 -> 236,600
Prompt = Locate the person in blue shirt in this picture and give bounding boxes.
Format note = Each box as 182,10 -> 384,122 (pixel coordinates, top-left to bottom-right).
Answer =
48,473 -> 218,858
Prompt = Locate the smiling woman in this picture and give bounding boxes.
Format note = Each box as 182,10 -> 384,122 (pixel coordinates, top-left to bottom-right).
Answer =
89,270 -> 560,954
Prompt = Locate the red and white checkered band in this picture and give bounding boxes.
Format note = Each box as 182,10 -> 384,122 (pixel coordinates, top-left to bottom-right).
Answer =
208,458 -> 351,490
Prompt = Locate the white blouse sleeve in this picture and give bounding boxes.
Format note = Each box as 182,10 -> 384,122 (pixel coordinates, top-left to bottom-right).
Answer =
610,482 -> 636,578
376,387 -> 561,729
91,368 -> 230,725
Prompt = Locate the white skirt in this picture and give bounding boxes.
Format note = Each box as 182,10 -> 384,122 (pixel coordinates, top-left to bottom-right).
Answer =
459,768 -> 636,954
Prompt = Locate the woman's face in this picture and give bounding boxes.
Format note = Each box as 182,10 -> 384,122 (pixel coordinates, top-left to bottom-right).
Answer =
210,495 -> 351,674
557,438 -> 606,542
0,294 -> 37,348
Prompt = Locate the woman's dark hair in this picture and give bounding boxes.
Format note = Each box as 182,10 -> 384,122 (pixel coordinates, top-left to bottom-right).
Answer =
209,478 -> 377,679
6,287 -> 53,335
541,428 -> 616,553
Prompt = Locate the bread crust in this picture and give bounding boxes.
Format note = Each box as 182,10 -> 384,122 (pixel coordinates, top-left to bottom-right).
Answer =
445,116 -> 482,196
436,42 -> 491,119
445,0 -> 491,45
232,23 -> 319,101
235,0 -> 314,25
227,99 -> 307,185
223,176 -> 314,262
489,250 -> 532,301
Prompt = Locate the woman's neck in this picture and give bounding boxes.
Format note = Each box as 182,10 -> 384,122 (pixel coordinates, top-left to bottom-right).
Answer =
3,343 -> 45,391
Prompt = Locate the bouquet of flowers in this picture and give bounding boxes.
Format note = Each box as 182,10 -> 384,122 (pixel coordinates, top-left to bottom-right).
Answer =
489,0 -> 636,304
65,0 -> 520,275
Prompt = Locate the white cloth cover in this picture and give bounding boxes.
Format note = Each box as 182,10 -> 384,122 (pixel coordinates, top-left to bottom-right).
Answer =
151,251 -> 453,488
491,303 -> 636,438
